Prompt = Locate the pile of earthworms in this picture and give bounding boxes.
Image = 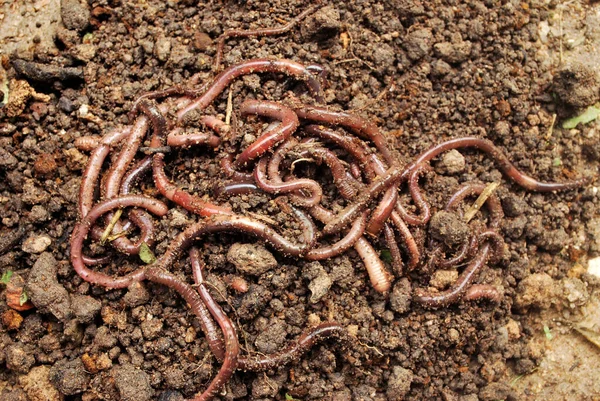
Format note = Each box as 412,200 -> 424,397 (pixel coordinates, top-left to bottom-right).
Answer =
69,57 -> 590,400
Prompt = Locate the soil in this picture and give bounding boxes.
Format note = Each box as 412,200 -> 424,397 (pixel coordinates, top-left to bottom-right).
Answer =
1,1 -> 600,401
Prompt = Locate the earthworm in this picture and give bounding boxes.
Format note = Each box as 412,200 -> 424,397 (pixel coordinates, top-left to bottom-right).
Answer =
221,154 -> 254,182
294,105 -> 394,165
389,210 -> 421,271
74,135 -> 102,151
213,181 -> 260,198
167,131 -> 222,149
428,234 -> 479,270
178,58 -> 324,119
414,185 -> 505,307
135,100 -> 234,218
354,235 -> 392,293
70,195 -> 168,288
413,242 -> 492,308
214,5 -> 318,71
234,100 -> 300,168
365,187 -> 398,236
383,223 -> 404,275
394,163 -> 432,226
463,284 -> 502,303
255,154 -> 322,207
322,165 -> 403,236
293,140 -> 360,200
188,247 -> 239,400
223,275 -> 249,293
151,214 -> 316,268
79,126 -> 131,218
405,137 -> 591,192
305,211 -> 368,260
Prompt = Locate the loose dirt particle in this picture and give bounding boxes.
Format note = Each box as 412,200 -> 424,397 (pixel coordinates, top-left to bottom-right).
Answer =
429,211 -> 471,247
19,365 -> 64,401
22,234 -> 52,254
49,358 -> 89,395
387,366 -> 414,401
227,242 -> 277,275
26,253 -> 71,320
2,309 -> 24,330
6,344 -> 36,373
71,294 -> 102,324
514,273 -> 558,310
113,364 -> 154,401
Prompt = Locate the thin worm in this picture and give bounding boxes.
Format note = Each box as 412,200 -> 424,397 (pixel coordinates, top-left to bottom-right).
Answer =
74,135 -> 102,151
221,154 -> 254,182
255,156 -> 322,207
383,223 -> 404,275
463,284 -> 502,303
167,131 -> 222,149
404,137 -> 592,192
79,127 -> 131,218
189,248 -> 239,400
322,165 -> 403,236
213,181 -> 260,198
234,100 -> 300,168
178,58 -> 324,119
214,5 -> 318,71
389,211 -> 420,271
305,211 -> 368,260
295,105 -> 394,166
394,163 -> 431,226
70,195 -> 168,288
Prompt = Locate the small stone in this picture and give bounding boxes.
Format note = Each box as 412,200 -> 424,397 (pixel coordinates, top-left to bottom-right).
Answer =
434,41 -> 472,63
308,273 -> 332,303
22,234 -> 52,254
431,59 -> 452,76
6,344 -> 36,373
26,253 -> 71,320
389,278 -> 411,314
514,273 -> 558,310
19,365 -> 64,401
403,28 -> 433,61
436,149 -> 465,174
386,366 -> 413,401
227,243 -> 277,275
254,319 -> 287,354
49,358 -> 89,395
193,32 -> 212,51
71,44 -> 96,62
58,96 -> 76,113
140,318 -> 163,340
61,0 -> 90,31
429,211 -> 470,247
561,277 -> 589,307
155,36 -> 171,62
494,120 -> 511,137
504,319 -> 521,340
29,205 -> 50,223
301,6 -> 341,43
429,270 -> 459,290
0,147 -> 18,168
2,309 -> 24,330
553,62 -> 600,108
71,294 -> 101,324
113,364 -> 153,401
123,282 -> 151,307
168,209 -> 190,228
34,153 -> 57,176
63,148 -> 87,171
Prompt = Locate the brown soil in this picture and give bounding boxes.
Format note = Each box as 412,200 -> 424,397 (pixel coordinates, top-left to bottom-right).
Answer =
1,1 -> 600,401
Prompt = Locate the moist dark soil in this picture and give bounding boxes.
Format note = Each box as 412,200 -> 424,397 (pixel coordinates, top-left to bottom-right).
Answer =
1,1 -> 600,401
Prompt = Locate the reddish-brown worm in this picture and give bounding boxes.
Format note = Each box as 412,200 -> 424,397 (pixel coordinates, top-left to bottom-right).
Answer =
188,247 -> 239,400
221,153 -> 255,182
254,138 -> 323,207
322,165 -> 403,236
78,126 -> 131,218
414,184 -> 505,307
74,135 -> 102,152
389,210 -> 421,271
177,58 -> 324,119
413,242 -> 492,308
394,163 -> 432,226
294,106 -> 394,166
234,100 -> 300,168
213,181 -> 261,198
463,284 -> 502,303
383,223 -> 404,275
167,130 -> 222,149
214,5 -> 318,71
293,139 -> 360,200
428,234 -> 479,270
70,195 -> 168,288
305,211 -> 368,260
404,137 -> 592,192
188,247 -> 347,372
133,100 -> 234,218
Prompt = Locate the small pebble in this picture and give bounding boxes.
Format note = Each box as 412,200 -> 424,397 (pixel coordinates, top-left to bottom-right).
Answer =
429,269 -> 459,290
19,365 -> 63,401
436,149 -> 465,174
227,243 -> 277,275
22,234 -> 52,254
386,366 -> 414,401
